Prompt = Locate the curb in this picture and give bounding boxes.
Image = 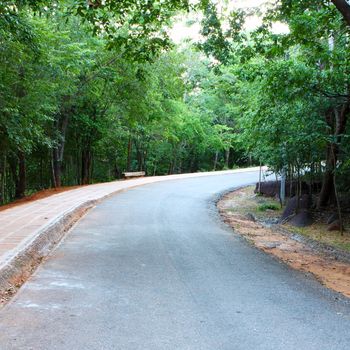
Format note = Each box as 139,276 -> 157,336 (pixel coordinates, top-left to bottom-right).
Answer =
0,200 -> 95,304
0,182 -> 150,305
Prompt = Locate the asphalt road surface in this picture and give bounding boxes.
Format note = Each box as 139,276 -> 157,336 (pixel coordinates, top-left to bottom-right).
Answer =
0,172 -> 350,350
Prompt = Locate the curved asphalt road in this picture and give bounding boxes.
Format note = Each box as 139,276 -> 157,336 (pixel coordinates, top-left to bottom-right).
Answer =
0,172 -> 349,350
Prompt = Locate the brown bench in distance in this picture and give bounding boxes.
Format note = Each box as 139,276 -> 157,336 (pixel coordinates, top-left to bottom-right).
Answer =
122,171 -> 145,179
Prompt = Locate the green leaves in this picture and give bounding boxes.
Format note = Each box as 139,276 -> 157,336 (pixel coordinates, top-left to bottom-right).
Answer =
69,0 -> 193,61
199,1 -> 230,64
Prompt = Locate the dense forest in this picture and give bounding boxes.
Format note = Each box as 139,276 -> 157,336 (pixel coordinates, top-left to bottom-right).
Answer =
1,0 -> 350,220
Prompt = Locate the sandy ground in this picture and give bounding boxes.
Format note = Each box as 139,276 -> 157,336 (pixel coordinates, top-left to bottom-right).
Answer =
218,188 -> 350,298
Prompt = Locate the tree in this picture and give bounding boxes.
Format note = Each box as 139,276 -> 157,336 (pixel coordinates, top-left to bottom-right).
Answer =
330,1 -> 350,26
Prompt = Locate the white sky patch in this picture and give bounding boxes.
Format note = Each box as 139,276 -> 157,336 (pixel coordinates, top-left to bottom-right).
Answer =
271,21 -> 289,34
170,0 -> 289,44
170,16 -> 203,44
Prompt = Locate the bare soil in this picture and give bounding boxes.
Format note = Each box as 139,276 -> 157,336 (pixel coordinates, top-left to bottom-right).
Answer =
218,186 -> 350,298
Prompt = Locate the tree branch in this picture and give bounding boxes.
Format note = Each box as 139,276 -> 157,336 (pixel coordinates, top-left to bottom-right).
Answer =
331,0 -> 350,26
313,86 -> 350,100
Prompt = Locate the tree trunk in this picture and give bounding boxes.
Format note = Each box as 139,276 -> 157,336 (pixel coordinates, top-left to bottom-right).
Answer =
258,162 -> 262,194
126,136 -> 132,172
225,148 -> 230,168
0,155 -> 6,204
318,145 -> 336,208
153,163 -> 157,176
9,152 -> 26,199
135,143 -> 144,171
168,161 -> 173,175
318,104 -> 349,208
16,151 -> 26,199
114,162 -> 121,179
81,148 -> 92,185
52,113 -> 70,188
52,148 -> 62,188
331,144 -> 344,234
331,0 -> 350,26
40,156 -> 43,189
213,151 -> 219,171
172,153 -> 177,174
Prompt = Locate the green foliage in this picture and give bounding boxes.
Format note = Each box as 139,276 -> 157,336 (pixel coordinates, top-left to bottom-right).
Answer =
0,2 -> 244,203
1,0 -> 350,212
199,2 -> 230,64
257,203 -> 280,212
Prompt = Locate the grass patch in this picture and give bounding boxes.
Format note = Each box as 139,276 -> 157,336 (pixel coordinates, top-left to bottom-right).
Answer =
257,202 -> 280,212
335,242 -> 350,252
291,225 -> 350,253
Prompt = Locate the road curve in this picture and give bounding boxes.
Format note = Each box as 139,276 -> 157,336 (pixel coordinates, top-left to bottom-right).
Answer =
0,172 -> 349,350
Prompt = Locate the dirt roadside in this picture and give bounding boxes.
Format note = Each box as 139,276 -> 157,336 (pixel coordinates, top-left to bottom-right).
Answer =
218,187 -> 350,298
